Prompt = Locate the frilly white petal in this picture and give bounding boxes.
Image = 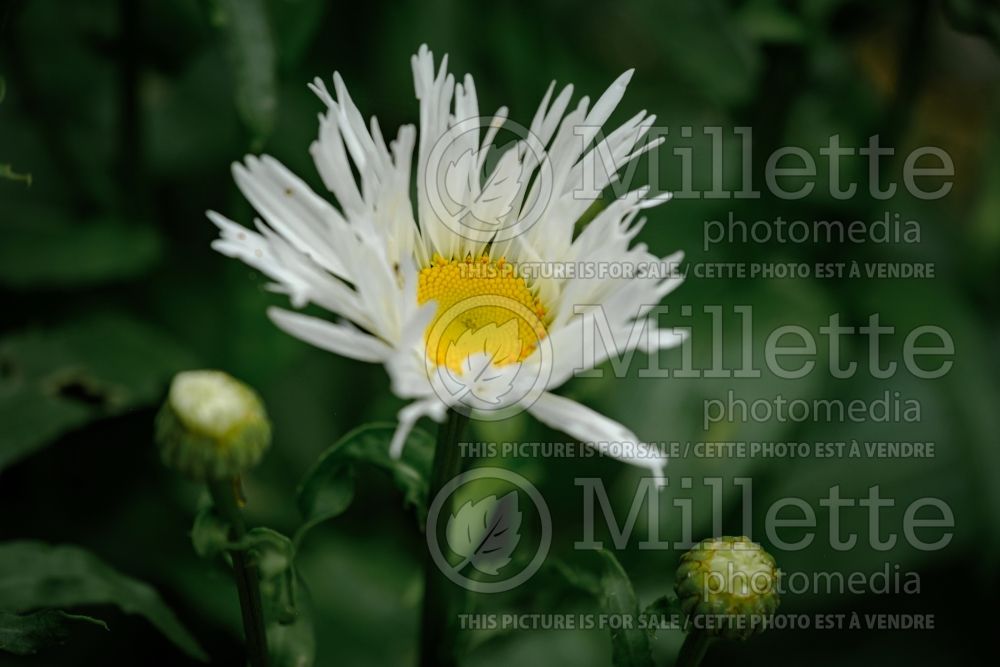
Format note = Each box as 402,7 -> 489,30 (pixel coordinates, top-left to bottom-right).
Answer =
268,307 -> 392,363
527,392 -> 667,483
390,398 -> 446,459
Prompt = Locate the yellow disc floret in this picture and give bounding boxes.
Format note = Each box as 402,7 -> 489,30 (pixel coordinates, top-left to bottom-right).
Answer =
417,254 -> 547,372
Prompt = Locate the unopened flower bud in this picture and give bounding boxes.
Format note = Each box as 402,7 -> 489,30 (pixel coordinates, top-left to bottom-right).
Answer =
674,536 -> 780,640
156,370 -> 271,480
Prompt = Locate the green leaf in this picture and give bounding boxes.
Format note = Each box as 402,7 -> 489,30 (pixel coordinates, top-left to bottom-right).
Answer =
0,217 -> 161,289
0,314 -> 196,471
0,541 -> 207,661
191,504 -> 301,627
0,610 -> 107,656
295,423 -> 433,544
234,528 -> 296,582
556,550 -> 655,667
641,594 -> 683,638
211,0 -> 278,147
192,506 -> 295,581
266,576 -> 315,667
191,505 -> 232,559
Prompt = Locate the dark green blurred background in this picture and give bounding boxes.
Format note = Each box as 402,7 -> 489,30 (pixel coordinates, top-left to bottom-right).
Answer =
1,0 -> 998,665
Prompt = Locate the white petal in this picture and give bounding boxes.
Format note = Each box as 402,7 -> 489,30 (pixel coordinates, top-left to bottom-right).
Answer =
232,156 -> 351,280
390,398 -> 445,459
385,299 -> 437,399
530,82 -> 574,149
639,327 -> 689,354
527,392 -> 667,482
412,46 -> 458,257
268,307 -> 392,363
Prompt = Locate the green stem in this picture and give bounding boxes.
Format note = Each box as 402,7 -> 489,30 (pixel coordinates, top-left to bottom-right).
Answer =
208,479 -> 269,667
418,409 -> 469,667
676,630 -> 712,667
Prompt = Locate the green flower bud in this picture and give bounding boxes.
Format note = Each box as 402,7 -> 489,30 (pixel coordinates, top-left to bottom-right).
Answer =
156,370 -> 271,480
674,536 -> 780,640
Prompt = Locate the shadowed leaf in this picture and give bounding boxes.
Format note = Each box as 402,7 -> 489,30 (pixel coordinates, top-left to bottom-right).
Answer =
0,315 -> 195,471
295,423 -> 433,544
0,610 -> 107,656
0,542 -> 206,661
557,550 -> 654,667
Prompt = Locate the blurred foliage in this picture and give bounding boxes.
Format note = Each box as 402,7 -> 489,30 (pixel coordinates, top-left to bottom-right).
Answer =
0,314 -> 194,470
0,217 -> 160,288
0,74 -> 30,186
0,541 -> 205,660
207,0 -> 278,148
1,0 -> 998,665
944,0 -> 1000,47
557,550 -> 655,667
0,610 -> 107,656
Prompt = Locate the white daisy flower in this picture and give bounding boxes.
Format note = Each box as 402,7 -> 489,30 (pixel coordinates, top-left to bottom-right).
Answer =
208,45 -> 685,481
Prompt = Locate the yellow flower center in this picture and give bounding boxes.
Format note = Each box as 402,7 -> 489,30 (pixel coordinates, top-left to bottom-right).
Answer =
417,254 -> 548,372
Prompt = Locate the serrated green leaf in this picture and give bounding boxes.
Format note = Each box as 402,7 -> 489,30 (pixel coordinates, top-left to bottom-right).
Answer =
0,218 -> 162,288
557,550 -> 654,667
295,423 -> 433,545
0,542 -> 207,661
0,610 -> 107,656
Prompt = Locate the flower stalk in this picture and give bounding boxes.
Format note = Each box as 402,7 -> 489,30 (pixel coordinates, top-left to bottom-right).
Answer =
418,409 -> 469,667
208,478 -> 270,667
155,370 -> 275,667
676,629 -> 713,667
